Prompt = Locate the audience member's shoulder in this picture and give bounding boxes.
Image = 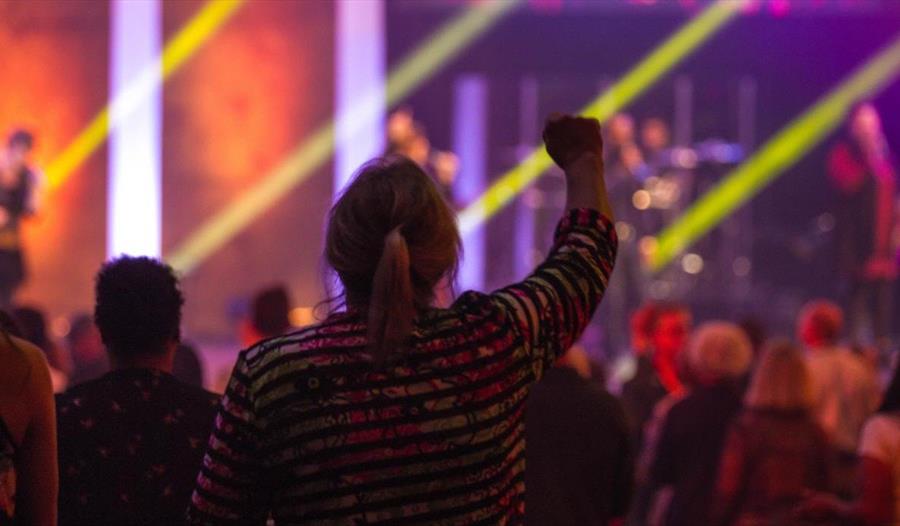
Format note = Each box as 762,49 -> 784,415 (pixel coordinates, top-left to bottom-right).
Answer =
5,334 -> 46,371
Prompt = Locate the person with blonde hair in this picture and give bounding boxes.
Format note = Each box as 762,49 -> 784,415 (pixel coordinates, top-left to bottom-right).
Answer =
646,322 -> 753,526
711,341 -> 830,525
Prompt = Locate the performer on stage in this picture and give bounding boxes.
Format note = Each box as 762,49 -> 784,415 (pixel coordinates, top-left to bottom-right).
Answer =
0,130 -> 42,308
827,103 -> 897,350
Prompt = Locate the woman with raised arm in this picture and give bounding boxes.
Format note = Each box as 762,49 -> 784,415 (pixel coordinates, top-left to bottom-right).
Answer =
188,114 -> 617,525
0,323 -> 57,526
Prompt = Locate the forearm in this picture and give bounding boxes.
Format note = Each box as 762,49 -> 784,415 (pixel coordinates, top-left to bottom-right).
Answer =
564,153 -> 614,220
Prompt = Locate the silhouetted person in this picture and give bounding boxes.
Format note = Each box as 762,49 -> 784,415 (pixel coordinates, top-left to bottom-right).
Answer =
799,357 -> 900,525
0,130 -> 42,308
712,341 -> 829,525
239,284 -> 293,347
56,257 -> 219,526
799,299 -> 879,496
173,342 -> 204,387
647,322 -> 752,526
14,305 -> 68,392
526,346 -> 633,526
66,314 -> 107,388
620,303 -> 691,450
188,115 -> 617,524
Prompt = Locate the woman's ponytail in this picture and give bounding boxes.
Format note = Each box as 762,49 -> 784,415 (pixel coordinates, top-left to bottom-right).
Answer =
367,227 -> 415,365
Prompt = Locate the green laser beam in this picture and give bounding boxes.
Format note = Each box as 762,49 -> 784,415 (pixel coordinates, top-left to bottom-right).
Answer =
457,0 -> 746,235
650,33 -> 900,271
167,0 -> 521,274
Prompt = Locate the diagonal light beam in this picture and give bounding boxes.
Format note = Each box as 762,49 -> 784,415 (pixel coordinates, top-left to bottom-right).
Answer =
46,0 -> 246,189
649,33 -> 900,272
167,0 -> 521,274
457,0 -> 746,236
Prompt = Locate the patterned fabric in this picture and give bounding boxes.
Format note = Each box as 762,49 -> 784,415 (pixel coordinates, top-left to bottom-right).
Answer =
188,208 -> 617,526
0,417 -> 15,526
57,368 -> 220,526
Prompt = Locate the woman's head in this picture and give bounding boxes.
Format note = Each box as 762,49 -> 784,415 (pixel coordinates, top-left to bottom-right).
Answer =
325,157 -> 460,362
685,321 -> 752,386
745,340 -> 814,412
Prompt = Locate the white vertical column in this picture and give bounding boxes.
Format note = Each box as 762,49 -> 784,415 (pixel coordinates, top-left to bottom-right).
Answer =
108,0 -> 162,258
453,75 -> 488,292
334,0 -> 386,196
514,76 -> 538,280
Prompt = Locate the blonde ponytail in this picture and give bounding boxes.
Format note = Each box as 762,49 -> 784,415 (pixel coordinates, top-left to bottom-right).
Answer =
367,227 -> 415,365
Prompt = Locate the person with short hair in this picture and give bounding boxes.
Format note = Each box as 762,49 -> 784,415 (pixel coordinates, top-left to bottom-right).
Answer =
646,322 -> 753,526
799,299 -> 880,495
188,114 -> 617,524
711,341 -> 829,525
620,303 -> 691,450
56,256 -> 220,526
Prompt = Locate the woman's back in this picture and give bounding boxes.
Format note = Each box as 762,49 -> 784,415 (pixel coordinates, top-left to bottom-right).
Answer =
715,409 -> 829,525
189,209 -> 617,525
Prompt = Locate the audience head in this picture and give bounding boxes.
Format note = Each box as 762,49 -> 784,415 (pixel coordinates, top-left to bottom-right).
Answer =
5,128 -> 34,170
251,285 -> 292,339
557,345 -> 592,379
850,102 -> 882,147
607,113 -> 635,147
326,157 -> 460,363
641,117 -> 670,153
685,321 -> 752,386
738,316 -> 766,354
94,256 -> 184,367
745,340 -> 814,412
629,302 -> 658,356
879,357 -> 900,414
797,299 -> 843,349
649,302 -> 691,363
13,305 -> 52,351
67,314 -> 104,362
0,309 -> 22,338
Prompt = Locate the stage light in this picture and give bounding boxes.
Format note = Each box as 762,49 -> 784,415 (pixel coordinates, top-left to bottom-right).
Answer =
167,0 -> 520,274
648,34 -> 900,272
46,0 -> 246,189
457,0 -> 746,236
108,0 -> 162,259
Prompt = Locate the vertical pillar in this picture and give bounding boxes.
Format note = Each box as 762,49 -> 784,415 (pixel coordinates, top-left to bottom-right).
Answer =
108,0 -> 162,258
334,0 -> 386,196
453,75 -> 488,292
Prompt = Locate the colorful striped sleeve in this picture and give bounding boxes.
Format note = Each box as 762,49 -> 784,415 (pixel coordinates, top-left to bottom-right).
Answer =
491,208 -> 617,380
187,352 -> 269,525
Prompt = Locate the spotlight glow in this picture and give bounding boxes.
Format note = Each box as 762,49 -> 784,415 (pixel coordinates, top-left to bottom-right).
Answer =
46,0 -> 246,189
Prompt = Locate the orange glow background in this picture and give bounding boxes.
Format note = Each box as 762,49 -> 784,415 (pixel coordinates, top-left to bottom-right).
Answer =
0,0 -> 335,339
0,1 -> 108,325
162,0 -> 335,338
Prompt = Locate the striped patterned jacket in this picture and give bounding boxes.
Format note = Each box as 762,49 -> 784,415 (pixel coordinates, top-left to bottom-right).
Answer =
188,208 -> 617,525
